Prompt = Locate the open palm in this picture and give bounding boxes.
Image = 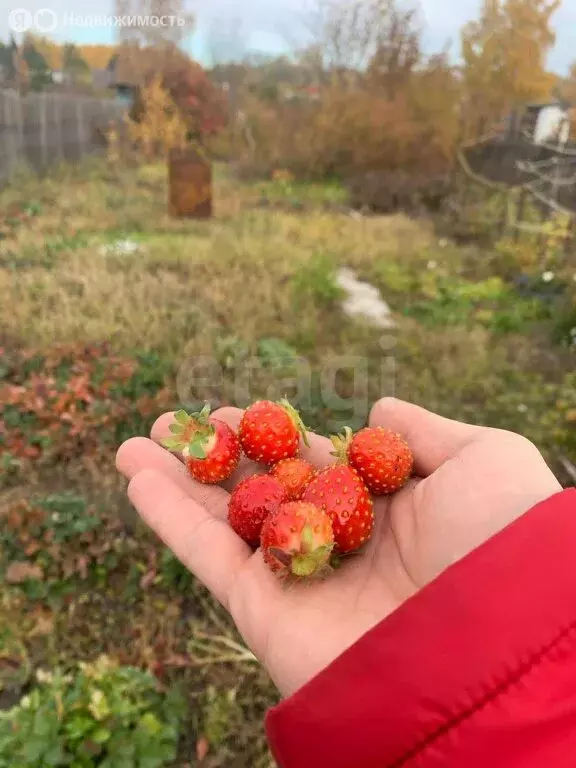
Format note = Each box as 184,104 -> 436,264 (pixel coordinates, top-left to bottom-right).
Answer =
117,398 -> 560,698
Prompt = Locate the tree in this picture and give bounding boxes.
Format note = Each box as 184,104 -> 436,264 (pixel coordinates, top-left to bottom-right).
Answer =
156,59 -> 227,142
461,0 -> 560,139
22,36 -> 52,90
560,61 -> 576,105
27,35 -> 62,71
0,36 -> 20,88
407,53 -> 460,169
309,0 -> 409,72
0,42 -> 12,83
62,44 -> 91,84
114,0 -> 194,48
125,45 -> 227,144
78,45 -> 118,70
13,38 -> 29,92
367,6 -> 420,98
127,74 -> 188,157
561,62 -> 576,137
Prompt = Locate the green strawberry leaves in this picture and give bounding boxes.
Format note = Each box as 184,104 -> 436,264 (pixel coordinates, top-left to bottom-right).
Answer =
161,404 -> 215,460
162,436 -> 184,451
193,403 -> 211,426
187,439 -> 208,460
174,410 -> 189,425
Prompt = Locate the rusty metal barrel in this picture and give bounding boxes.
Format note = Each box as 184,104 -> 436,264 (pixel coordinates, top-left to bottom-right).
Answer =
168,148 -> 213,219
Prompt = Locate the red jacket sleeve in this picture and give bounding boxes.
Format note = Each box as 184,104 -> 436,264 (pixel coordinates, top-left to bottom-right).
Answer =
266,489 -> 576,767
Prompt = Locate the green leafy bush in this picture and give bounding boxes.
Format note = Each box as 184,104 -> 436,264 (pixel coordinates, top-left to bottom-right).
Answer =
214,335 -> 251,371
0,656 -> 185,768
156,549 -> 195,594
291,253 -> 344,308
256,338 -> 299,369
0,494 -> 127,601
255,176 -> 348,208
403,274 -> 551,333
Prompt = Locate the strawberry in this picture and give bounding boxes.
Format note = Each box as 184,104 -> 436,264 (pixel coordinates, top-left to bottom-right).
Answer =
162,406 -> 240,484
239,399 -> 309,465
261,502 -> 334,578
228,475 -> 288,546
302,465 -> 374,554
333,426 -> 414,495
270,458 -> 316,501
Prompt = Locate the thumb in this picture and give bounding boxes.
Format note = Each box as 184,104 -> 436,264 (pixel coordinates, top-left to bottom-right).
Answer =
370,398 -> 484,477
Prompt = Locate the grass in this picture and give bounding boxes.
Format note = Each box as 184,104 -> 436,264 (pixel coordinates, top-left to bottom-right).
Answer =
0,158 -> 574,766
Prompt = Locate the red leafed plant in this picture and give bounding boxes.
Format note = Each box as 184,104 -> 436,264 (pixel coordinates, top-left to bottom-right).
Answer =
0,342 -> 173,466
165,62 -> 227,142
130,60 -> 227,146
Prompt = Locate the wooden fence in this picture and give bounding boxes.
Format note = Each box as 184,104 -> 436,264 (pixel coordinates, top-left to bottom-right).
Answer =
0,90 -> 126,186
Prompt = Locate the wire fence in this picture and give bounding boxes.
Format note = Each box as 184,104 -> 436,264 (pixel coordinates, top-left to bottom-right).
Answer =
0,90 -> 126,187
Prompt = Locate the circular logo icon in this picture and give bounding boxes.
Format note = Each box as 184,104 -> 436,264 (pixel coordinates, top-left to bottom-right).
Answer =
8,7 -> 33,32
34,8 -> 58,32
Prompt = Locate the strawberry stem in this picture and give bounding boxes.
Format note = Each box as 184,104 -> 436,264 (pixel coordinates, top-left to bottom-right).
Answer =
292,544 -> 334,578
279,398 -> 310,448
330,427 -> 353,464
292,555 -> 320,578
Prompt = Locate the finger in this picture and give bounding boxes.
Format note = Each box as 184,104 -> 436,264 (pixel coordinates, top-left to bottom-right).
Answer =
370,398 -> 483,476
128,469 -> 251,608
117,437 -> 230,521
300,431 -> 336,469
212,406 -> 243,431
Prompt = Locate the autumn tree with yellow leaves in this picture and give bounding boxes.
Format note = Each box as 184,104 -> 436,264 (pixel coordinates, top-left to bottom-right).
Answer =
126,74 -> 188,159
461,0 -> 560,140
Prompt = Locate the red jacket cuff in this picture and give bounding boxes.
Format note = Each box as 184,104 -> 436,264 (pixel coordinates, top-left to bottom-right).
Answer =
266,489 -> 576,767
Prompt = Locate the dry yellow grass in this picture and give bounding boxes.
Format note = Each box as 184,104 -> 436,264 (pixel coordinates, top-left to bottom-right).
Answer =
0,161 -> 434,358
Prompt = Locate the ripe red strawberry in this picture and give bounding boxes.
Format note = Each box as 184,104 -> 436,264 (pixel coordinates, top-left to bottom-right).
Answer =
162,406 -> 240,484
334,427 -> 414,495
302,465 -> 374,554
228,475 -> 288,546
239,399 -> 309,465
270,458 -> 316,501
261,502 -> 334,578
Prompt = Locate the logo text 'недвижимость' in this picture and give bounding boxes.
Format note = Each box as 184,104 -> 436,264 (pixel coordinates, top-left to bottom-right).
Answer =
8,8 -> 187,33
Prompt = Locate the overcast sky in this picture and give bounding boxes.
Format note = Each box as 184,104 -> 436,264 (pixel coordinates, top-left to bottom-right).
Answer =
1,0 -> 575,74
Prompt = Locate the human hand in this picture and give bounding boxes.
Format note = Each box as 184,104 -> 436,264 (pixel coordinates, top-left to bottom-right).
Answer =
116,398 -> 561,698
